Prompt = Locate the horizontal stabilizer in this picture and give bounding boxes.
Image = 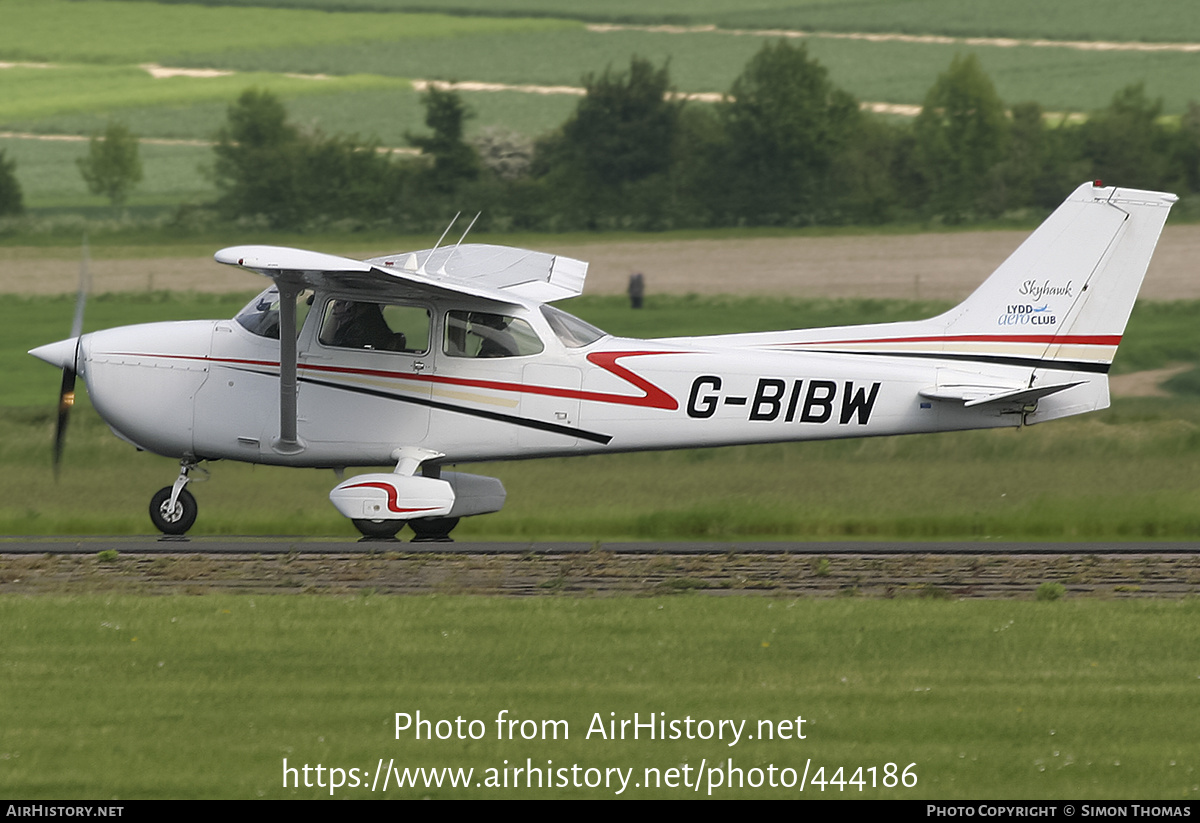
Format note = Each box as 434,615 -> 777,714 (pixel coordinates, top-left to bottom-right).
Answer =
920,381 -> 1085,408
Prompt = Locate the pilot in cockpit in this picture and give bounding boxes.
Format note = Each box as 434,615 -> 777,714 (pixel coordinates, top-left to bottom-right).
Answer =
321,300 -> 404,351
469,312 -> 519,358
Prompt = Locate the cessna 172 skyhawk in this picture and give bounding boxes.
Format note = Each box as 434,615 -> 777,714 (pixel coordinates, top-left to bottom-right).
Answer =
30,182 -> 1176,539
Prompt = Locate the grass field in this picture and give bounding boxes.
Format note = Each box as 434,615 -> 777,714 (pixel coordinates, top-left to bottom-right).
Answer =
1,595 -> 1196,798
91,0 -> 1200,43
5,293 -> 1200,540
6,397 -> 1198,540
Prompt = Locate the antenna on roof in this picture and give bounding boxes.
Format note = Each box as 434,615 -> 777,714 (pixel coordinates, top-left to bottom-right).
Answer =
437,212 -> 481,276
419,212 -> 460,275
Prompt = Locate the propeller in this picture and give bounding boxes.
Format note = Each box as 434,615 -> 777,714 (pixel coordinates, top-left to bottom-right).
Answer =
53,235 -> 90,478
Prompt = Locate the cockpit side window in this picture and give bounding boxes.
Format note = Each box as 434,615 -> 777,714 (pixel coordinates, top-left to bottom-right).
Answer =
235,286 -> 314,339
443,310 -> 544,358
318,299 -> 431,354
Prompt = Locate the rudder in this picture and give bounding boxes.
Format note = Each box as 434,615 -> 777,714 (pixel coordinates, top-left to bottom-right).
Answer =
936,181 -> 1176,373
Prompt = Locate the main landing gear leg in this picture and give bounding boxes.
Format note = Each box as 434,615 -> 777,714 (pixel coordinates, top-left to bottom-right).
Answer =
150,460 -> 200,537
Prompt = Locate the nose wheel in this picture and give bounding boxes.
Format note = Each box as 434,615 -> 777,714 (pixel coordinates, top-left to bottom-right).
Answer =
150,487 -> 198,535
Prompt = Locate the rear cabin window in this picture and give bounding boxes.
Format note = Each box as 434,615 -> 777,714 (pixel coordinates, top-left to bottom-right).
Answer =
443,311 -> 544,358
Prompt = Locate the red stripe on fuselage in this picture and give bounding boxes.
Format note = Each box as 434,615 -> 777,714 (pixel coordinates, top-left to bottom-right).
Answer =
108,350 -> 681,410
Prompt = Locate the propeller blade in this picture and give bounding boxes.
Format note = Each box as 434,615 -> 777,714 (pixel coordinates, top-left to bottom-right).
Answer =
53,235 -> 89,479
53,349 -> 78,478
70,242 -> 88,338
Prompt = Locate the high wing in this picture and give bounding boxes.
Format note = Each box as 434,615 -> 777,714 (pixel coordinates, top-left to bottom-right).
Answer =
215,243 -> 588,305
365,243 -> 588,303
212,242 -> 589,456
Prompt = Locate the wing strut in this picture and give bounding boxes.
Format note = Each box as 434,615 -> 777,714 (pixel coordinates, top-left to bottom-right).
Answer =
273,278 -> 304,455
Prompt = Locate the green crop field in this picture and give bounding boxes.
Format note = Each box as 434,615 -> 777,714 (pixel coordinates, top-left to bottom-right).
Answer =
3,0 -> 1199,212
0,1 -> 577,65
89,0 -> 1200,43
2,596 -> 1197,799
0,137 -> 215,210
169,27 -> 1200,113
0,64 -> 409,124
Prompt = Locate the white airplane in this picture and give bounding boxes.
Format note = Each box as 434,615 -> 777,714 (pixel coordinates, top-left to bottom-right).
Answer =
30,182 -> 1176,540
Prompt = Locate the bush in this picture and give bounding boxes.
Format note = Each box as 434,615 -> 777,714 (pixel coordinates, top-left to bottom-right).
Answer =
1035,581 -> 1066,601
77,121 -> 143,210
0,150 -> 24,217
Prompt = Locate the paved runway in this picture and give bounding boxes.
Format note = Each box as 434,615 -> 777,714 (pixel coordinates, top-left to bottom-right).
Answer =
2,536 -> 1199,555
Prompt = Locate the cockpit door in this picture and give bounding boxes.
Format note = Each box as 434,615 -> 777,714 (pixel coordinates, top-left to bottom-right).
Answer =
296,297 -> 434,460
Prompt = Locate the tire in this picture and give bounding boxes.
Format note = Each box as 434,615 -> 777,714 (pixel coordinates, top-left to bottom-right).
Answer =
352,518 -> 404,539
150,487 -> 197,535
408,517 -> 459,543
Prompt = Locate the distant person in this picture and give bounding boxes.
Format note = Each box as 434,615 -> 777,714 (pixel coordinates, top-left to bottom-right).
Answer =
627,272 -> 645,309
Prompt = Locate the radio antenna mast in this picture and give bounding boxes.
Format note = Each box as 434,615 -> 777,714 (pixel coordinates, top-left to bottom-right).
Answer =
419,212 -> 460,275
438,212 -> 481,276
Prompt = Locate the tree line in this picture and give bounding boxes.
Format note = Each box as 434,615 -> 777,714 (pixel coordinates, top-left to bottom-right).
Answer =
3,41 -> 1199,230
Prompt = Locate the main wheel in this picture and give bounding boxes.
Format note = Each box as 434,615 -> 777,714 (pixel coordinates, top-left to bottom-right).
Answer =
352,518 -> 404,539
408,517 -> 459,543
150,487 -> 197,535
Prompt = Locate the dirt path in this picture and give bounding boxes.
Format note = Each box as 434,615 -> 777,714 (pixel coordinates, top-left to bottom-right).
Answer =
1108,364 -> 1193,397
588,23 -> 1200,54
4,224 -> 1199,300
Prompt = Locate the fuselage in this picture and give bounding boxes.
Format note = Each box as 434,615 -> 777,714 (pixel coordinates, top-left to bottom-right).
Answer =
59,287 -> 1043,470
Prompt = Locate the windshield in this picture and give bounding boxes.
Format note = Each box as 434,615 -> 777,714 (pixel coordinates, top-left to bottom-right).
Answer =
235,286 -> 313,339
540,304 -> 607,348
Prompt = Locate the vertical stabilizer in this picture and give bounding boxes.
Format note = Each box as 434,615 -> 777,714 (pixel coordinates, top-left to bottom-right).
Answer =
935,182 -> 1176,372
763,183 -> 1176,381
